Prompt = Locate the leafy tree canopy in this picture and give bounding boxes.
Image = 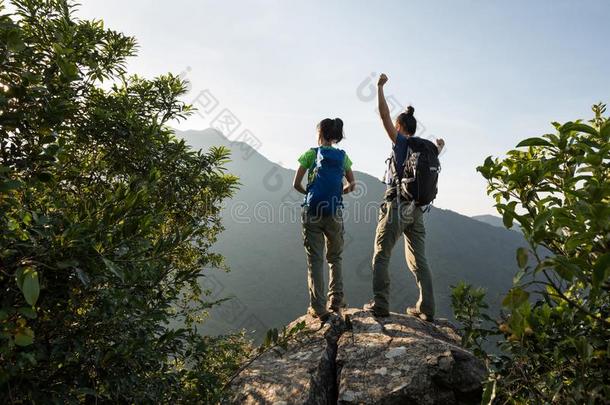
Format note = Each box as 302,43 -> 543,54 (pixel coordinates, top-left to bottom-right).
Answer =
453,103 -> 610,404
1,0 -> 247,402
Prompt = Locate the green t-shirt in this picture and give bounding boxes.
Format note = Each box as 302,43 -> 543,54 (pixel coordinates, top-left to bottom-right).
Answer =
298,146 -> 352,171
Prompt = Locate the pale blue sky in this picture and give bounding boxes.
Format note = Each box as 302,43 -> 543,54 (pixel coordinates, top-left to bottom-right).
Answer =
77,0 -> 610,216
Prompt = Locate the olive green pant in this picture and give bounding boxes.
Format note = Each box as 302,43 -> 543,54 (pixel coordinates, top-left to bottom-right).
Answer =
372,200 -> 435,316
302,210 -> 344,315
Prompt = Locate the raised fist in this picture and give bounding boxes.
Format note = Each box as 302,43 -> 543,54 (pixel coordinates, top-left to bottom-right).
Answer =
436,138 -> 445,151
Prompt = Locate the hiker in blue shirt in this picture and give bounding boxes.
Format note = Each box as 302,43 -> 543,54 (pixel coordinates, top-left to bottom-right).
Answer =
293,118 -> 356,321
365,73 -> 445,321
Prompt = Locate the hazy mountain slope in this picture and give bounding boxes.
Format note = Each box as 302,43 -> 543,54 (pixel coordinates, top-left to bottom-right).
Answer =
472,214 -> 505,229
178,129 -> 526,339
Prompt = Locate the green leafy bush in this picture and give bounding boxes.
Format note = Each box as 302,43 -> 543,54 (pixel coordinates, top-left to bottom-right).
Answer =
1,0 -> 249,402
452,104 -> 610,404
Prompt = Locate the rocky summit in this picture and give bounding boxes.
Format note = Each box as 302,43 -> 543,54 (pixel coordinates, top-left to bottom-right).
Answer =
228,308 -> 487,405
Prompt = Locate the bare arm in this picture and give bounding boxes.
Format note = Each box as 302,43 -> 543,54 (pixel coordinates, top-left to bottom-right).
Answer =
377,73 -> 398,143
343,169 -> 356,194
292,166 -> 308,195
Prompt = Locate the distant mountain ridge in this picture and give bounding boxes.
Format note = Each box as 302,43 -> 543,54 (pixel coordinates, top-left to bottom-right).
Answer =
178,129 -> 527,340
473,214 -> 523,234
472,214 -> 505,229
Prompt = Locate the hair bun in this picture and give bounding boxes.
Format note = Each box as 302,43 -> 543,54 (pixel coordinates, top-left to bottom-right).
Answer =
334,118 -> 343,131
406,106 -> 415,116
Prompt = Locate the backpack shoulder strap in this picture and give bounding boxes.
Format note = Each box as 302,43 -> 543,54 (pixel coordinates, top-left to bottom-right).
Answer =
338,148 -> 346,166
387,148 -> 400,184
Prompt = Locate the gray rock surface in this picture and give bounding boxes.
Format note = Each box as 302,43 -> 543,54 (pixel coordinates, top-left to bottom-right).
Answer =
229,308 -> 486,405
336,309 -> 486,404
228,313 -> 346,405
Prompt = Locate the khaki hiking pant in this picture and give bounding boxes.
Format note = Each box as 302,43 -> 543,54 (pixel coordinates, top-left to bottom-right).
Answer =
372,200 -> 435,317
302,209 -> 344,315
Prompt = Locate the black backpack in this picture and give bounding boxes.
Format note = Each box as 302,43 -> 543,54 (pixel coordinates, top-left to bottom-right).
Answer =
387,137 -> 440,206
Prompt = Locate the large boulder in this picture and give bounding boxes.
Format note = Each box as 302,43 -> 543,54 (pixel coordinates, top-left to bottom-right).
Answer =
228,308 -> 486,405
228,313 -> 347,404
336,309 -> 486,404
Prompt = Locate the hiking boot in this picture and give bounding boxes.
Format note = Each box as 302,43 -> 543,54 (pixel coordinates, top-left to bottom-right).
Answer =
329,299 -> 347,313
307,307 -> 331,322
363,301 -> 390,318
406,307 -> 434,322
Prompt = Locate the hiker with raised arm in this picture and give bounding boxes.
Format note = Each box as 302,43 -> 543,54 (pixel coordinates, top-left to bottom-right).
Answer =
364,73 -> 445,321
293,118 -> 356,321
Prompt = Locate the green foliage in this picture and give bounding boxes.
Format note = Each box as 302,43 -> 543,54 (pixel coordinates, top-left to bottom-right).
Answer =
261,320 -> 308,353
0,0 -> 248,402
453,104 -> 610,404
451,282 -> 497,358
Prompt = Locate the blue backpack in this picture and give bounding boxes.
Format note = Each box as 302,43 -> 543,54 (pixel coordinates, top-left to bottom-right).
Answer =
304,147 -> 346,216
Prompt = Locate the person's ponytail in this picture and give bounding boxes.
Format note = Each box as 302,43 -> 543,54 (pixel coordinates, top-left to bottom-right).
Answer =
332,118 -> 344,142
